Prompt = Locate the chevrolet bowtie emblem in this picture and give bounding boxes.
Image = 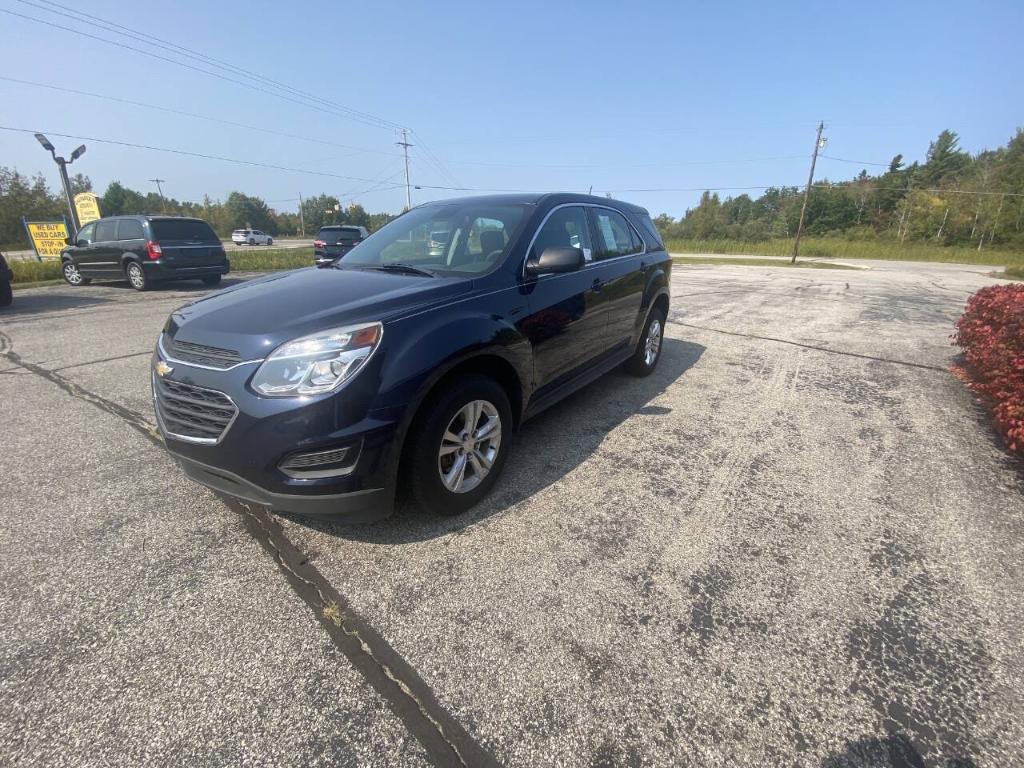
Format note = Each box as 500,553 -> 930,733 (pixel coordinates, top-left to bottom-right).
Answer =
155,360 -> 173,377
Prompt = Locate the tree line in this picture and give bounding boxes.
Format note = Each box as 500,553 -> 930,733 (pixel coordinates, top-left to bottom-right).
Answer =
0,174 -> 397,247
655,128 -> 1024,250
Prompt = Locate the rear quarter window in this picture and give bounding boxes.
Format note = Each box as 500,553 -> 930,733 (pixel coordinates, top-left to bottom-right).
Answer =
116,219 -> 145,240
632,212 -> 665,251
151,219 -> 219,241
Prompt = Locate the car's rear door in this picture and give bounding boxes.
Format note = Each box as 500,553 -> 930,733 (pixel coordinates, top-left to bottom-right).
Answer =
586,206 -> 647,349
519,205 -> 609,389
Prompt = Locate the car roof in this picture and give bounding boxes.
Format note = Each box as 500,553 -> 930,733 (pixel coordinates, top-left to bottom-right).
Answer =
318,224 -> 364,229
415,192 -> 648,214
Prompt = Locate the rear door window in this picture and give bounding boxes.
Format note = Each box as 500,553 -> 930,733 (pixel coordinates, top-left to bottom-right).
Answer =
116,219 -> 145,240
95,220 -> 117,242
590,208 -> 642,260
150,219 -> 218,241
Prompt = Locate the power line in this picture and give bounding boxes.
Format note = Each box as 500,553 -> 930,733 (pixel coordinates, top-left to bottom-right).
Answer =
0,7 -> 400,131
0,76 -> 404,158
820,154 -> 891,167
14,0 -> 404,131
0,125 -> 406,185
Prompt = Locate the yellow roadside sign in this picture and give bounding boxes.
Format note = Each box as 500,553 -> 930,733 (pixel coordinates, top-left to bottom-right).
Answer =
74,192 -> 102,225
24,221 -> 69,261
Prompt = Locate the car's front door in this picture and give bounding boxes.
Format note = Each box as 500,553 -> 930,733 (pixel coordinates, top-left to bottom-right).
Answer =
81,219 -> 120,276
518,205 -> 608,390
586,206 -> 647,348
67,222 -> 96,272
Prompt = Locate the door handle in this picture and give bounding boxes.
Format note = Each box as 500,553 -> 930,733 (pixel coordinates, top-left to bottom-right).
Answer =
639,260 -> 648,272
591,277 -> 604,292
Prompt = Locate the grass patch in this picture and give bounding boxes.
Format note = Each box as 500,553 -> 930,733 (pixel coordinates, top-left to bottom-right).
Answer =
227,247 -> 312,272
10,259 -> 62,284
999,265 -> 1024,281
665,237 -> 1024,267
672,256 -> 857,270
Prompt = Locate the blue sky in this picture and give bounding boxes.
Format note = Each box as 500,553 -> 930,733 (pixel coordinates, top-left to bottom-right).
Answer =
2,0 -> 1021,218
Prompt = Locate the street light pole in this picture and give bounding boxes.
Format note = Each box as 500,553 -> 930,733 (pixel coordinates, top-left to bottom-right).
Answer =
35,133 -> 86,237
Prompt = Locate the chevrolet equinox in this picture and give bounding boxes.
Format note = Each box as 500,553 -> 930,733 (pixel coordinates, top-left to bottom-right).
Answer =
153,194 -> 670,522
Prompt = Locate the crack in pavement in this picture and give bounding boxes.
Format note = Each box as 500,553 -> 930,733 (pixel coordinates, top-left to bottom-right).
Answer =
0,328 -> 499,768
668,319 -> 950,372
52,350 -> 154,372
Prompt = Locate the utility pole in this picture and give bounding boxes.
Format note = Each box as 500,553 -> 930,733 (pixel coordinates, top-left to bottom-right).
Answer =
34,133 -> 85,236
396,128 -> 413,211
149,178 -> 168,212
791,121 -> 825,264
298,193 -> 305,237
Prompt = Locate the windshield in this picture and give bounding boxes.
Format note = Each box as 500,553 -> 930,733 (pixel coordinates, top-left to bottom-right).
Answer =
338,203 -> 527,275
152,219 -> 219,241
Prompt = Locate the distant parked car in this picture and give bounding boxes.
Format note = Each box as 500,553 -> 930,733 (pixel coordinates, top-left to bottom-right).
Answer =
60,215 -> 229,291
313,225 -> 369,266
0,251 -> 12,307
232,229 -> 274,246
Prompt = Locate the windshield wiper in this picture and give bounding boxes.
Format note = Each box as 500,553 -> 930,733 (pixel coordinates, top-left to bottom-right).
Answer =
372,263 -> 436,277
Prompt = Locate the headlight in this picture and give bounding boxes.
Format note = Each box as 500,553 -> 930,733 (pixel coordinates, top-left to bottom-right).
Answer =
251,322 -> 382,397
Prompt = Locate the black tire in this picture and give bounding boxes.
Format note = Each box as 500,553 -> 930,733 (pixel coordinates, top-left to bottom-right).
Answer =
61,260 -> 90,286
407,374 -> 512,517
0,280 -> 11,308
125,261 -> 150,291
202,274 -> 222,286
266,238 -> 273,246
626,304 -> 666,377
248,239 -> 255,246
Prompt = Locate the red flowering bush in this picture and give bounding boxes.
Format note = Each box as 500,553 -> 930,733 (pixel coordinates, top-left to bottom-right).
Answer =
953,283 -> 1024,453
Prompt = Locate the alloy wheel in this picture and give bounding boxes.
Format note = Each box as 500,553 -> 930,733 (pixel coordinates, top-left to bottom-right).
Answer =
127,263 -> 145,289
437,399 -> 502,493
63,262 -> 82,285
644,318 -> 662,366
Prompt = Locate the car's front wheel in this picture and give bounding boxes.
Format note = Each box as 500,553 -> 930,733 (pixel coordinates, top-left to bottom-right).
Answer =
266,238 -> 273,246
408,375 -> 512,517
626,305 -> 666,376
62,260 -> 90,286
125,261 -> 150,291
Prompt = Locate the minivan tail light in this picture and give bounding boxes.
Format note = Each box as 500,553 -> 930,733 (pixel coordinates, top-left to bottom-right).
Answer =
146,241 -> 163,260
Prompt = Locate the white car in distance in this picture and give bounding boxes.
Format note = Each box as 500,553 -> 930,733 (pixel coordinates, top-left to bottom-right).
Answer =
231,229 -> 274,246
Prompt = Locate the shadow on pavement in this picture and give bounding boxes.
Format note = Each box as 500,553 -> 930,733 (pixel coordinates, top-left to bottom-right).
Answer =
290,337 -> 706,544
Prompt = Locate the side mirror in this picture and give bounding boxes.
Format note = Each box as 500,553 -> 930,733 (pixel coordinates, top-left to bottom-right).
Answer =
525,246 -> 584,277
64,237 -> 73,245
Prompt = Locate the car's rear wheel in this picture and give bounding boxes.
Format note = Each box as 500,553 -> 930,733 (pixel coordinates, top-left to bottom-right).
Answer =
626,304 -> 666,376
62,261 -> 89,286
407,375 -> 512,517
125,261 -> 149,291
202,274 -> 222,286
248,239 -> 255,246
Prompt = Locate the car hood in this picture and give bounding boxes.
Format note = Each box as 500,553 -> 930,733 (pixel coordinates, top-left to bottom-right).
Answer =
165,267 -> 473,358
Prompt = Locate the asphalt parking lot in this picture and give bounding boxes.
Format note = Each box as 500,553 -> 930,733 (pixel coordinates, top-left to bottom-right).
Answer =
1,261 -> 1022,767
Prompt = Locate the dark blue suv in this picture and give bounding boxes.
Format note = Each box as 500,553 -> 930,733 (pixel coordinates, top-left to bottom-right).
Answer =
152,194 -> 670,522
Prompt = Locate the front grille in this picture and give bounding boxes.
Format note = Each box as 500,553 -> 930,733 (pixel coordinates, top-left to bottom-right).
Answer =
155,377 -> 237,443
166,336 -> 242,369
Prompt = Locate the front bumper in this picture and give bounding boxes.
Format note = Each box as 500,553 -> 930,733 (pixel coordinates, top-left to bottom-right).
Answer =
172,453 -> 392,521
153,344 -> 401,522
